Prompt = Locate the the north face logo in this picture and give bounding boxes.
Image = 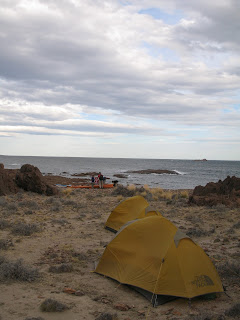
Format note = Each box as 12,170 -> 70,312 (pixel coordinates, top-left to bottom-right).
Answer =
191,275 -> 214,288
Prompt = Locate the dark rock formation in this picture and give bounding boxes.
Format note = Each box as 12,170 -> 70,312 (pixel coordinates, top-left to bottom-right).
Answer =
113,174 -> 128,178
189,176 -> 240,207
0,163 -> 19,196
71,172 -> 99,177
126,169 -> 178,175
15,164 -> 58,196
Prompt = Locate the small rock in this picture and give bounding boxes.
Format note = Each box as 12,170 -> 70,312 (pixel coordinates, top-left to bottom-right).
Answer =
114,303 -> 131,311
75,290 -> 85,296
63,288 -> 76,294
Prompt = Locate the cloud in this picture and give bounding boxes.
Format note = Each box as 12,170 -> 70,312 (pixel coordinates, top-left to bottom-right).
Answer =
0,0 -> 239,159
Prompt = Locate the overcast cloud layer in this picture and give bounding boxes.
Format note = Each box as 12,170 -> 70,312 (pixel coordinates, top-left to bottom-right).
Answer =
0,0 -> 239,159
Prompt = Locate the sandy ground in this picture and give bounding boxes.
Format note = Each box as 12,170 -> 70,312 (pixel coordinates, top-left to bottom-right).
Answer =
0,184 -> 239,320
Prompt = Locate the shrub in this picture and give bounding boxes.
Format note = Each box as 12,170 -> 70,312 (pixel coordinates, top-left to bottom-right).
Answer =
62,200 -> 78,207
19,200 -> 39,210
111,185 -> 135,197
25,317 -> 45,320
6,202 -> 18,212
11,222 -> 40,236
50,204 -> 62,212
25,210 -> 34,215
233,221 -> 240,229
45,197 -> 62,205
0,238 -> 13,250
40,298 -> 69,312
217,261 -> 240,280
225,303 -> 240,318
48,263 -> 73,273
0,219 -> 11,230
187,226 -> 215,238
0,197 -> 7,207
0,257 -> 39,282
96,313 -> 119,320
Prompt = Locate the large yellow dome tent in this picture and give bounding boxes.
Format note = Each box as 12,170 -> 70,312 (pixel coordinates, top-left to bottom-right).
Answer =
96,215 -> 223,306
105,195 -> 161,233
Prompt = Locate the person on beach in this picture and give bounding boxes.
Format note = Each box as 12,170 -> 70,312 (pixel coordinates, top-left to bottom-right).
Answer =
91,175 -> 95,189
94,176 -> 99,185
98,172 -> 104,189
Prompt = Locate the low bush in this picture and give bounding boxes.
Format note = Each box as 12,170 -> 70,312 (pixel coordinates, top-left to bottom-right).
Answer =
0,257 -> 39,282
11,222 -> 40,236
232,221 -> 240,229
48,263 -> 73,273
0,197 -> 7,207
19,200 -> 39,210
25,317 -> 45,320
111,185 -> 136,197
5,202 -> 18,212
96,313 -> 119,320
217,261 -> 240,280
25,210 -> 34,215
0,219 -> 11,230
45,197 -> 62,205
50,204 -> 62,212
225,303 -> 240,318
0,238 -> 13,250
187,226 -> 215,238
62,199 -> 78,207
40,298 -> 69,312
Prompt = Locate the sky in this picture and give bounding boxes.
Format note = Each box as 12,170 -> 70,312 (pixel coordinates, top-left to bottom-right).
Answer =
0,0 -> 240,160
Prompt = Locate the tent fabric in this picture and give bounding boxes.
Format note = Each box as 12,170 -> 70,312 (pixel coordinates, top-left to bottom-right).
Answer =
96,216 -> 223,304
105,195 -> 161,232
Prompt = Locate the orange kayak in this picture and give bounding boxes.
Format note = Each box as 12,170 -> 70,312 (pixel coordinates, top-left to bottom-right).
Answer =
67,184 -> 114,189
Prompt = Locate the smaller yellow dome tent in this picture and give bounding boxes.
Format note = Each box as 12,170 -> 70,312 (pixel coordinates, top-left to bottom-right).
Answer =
96,216 -> 223,305
105,195 -> 161,233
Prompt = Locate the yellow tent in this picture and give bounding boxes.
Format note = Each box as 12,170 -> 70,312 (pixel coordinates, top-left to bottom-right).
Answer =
105,195 -> 161,232
96,216 -> 223,305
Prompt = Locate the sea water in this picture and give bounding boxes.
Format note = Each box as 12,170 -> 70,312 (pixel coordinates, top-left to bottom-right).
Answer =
0,155 -> 239,190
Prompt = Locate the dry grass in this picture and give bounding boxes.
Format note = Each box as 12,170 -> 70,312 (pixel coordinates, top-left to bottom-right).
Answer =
127,184 -> 136,191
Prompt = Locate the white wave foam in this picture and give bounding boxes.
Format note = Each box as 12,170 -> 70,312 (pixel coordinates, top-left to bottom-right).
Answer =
174,170 -> 187,175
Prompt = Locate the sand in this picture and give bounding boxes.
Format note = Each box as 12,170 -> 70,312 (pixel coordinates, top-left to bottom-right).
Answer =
0,183 -> 239,320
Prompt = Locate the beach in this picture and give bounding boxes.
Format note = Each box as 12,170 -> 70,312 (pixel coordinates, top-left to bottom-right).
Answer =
0,175 -> 239,320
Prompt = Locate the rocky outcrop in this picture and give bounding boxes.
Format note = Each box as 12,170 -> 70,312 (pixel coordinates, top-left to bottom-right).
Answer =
189,176 -> 240,207
113,174 -> 128,179
126,169 -> 178,175
15,164 -> 58,196
0,163 -> 19,196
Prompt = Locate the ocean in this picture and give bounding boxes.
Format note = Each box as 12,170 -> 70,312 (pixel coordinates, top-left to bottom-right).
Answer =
0,155 -> 239,190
